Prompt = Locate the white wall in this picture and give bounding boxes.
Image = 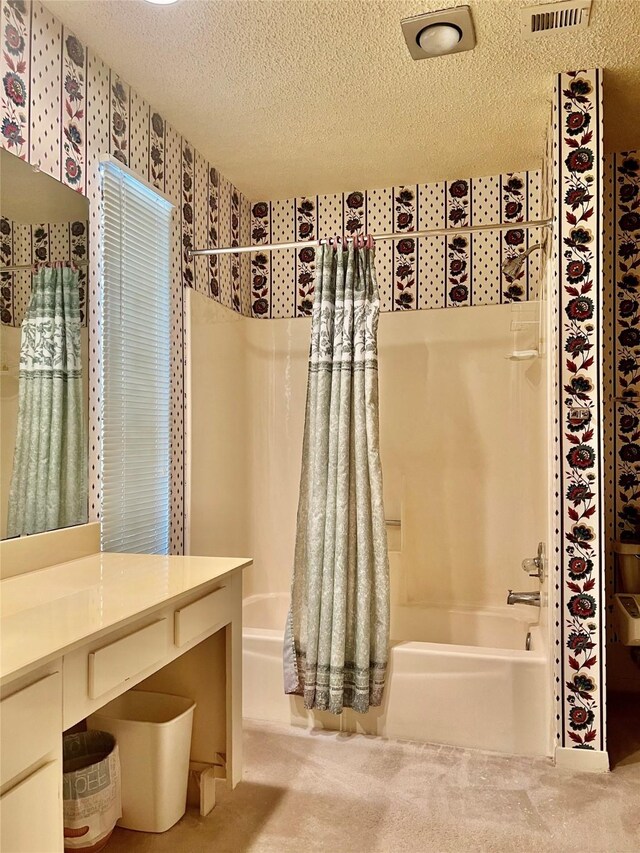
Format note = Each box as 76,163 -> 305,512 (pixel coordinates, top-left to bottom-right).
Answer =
190,298 -> 549,612
188,290 -> 249,558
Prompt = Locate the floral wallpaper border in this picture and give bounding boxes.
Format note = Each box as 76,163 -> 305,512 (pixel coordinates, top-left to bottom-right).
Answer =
248,172 -> 543,319
0,215 -> 88,326
554,69 -> 606,753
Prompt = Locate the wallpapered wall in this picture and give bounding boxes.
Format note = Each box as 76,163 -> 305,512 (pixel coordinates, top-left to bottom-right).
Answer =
247,173 -> 544,319
0,0 -> 252,554
1,0 -> 632,762
0,215 -> 88,325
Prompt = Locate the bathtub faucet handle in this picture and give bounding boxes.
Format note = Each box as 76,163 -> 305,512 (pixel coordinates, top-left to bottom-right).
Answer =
522,542 -> 545,582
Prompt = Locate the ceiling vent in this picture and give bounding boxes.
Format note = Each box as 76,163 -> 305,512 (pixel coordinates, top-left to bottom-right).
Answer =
521,0 -> 592,36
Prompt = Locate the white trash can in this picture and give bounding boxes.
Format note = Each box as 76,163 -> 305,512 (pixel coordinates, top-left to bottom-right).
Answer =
87,691 -> 196,833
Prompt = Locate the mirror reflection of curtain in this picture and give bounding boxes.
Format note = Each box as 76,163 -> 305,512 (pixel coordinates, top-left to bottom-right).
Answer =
6,265 -> 87,537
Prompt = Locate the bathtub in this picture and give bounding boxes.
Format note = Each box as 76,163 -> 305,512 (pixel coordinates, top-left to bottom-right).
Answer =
243,592 -> 551,756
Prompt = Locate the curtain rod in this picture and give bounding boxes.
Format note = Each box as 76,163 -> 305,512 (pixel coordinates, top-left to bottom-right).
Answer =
188,218 -> 553,259
0,261 -> 89,273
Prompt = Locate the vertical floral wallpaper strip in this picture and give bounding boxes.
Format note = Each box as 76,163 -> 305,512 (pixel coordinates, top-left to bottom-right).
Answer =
208,166 -> 219,300
181,140 -> 194,290
148,109 -> 165,192
1,0 -> 29,158
445,180 -> 471,307
69,218 -> 87,321
240,194 -> 251,316
109,72 -> 129,166
250,200 -> 270,317
230,187 -> 241,312
0,216 -> 13,324
613,151 -> 640,543
555,68 -> 605,753
61,30 -> 85,192
393,186 -> 418,310
501,173 -> 529,302
295,196 -> 316,317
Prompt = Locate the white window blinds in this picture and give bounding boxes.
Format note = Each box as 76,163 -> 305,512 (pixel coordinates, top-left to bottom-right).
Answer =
100,160 -> 173,554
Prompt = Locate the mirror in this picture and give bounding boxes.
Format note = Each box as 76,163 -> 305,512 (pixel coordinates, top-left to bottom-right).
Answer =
0,149 -> 89,539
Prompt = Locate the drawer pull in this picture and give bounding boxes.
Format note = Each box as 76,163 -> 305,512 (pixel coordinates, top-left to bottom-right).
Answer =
88,620 -> 168,699
175,586 -> 231,647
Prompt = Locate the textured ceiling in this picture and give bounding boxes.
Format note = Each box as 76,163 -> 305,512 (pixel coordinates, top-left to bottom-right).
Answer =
44,0 -> 640,200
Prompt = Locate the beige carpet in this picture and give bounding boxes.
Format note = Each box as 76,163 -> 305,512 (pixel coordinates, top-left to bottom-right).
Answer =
108,719 -> 640,853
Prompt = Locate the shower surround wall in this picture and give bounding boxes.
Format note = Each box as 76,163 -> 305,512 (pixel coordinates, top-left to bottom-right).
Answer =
240,304 -> 548,610
189,291 -> 551,755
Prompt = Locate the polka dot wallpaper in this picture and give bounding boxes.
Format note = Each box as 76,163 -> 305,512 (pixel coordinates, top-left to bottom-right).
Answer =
0,0 -> 251,553
248,171 -> 544,319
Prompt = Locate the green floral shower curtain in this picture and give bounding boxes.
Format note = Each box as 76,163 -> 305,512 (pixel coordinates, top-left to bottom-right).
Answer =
7,265 -> 87,537
284,239 -> 390,714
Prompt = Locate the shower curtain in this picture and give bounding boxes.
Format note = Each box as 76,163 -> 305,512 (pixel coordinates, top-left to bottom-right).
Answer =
7,265 -> 87,537
284,237 -> 390,714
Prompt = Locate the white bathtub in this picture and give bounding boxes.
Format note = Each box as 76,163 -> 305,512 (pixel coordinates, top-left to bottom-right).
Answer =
243,592 -> 551,756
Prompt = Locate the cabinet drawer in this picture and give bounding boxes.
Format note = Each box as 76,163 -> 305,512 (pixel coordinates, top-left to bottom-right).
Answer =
1,761 -> 62,853
175,586 -> 231,647
0,672 -> 61,787
88,619 -> 168,699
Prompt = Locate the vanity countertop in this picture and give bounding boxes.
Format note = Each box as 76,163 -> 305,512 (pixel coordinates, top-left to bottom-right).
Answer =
0,552 -> 252,683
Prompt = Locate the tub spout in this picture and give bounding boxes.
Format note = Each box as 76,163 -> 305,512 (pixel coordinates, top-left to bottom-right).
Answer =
507,590 -> 540,607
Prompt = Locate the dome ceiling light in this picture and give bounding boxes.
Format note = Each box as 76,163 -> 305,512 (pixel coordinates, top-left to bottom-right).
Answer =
401,6 -> 476,60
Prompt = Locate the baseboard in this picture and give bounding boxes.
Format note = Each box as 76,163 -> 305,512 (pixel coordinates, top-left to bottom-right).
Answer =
555,746 -> 610,772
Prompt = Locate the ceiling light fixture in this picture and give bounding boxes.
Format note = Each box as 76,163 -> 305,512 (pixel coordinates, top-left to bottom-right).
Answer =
144,0 -> 179,6
417,23 -> 462,57
402,6 -> 476,60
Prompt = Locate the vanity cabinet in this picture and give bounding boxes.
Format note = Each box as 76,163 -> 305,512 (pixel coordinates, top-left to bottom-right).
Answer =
0,669 -> 63,852
0,550 -> 251,853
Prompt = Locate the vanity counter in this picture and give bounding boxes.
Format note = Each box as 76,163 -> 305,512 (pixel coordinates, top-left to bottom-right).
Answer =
1,547 -> 250,851
1,552 -> 252,684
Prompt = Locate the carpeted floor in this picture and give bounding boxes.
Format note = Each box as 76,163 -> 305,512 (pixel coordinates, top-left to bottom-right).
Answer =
108,719 -> 640,853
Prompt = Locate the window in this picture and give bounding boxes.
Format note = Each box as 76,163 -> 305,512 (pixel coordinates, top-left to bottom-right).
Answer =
100,159 -> 173,554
